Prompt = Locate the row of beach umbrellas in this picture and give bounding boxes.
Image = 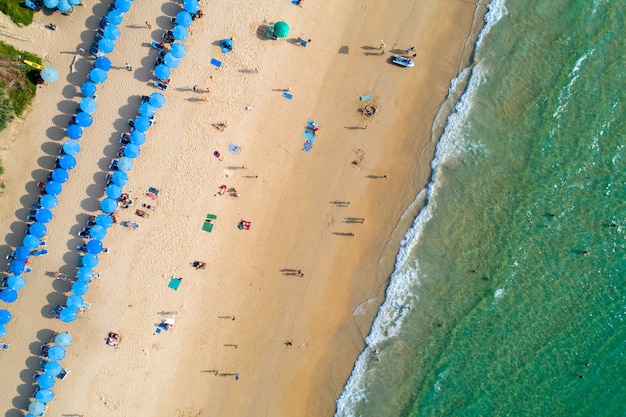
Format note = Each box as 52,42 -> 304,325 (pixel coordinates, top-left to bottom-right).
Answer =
42,0 -> 82,14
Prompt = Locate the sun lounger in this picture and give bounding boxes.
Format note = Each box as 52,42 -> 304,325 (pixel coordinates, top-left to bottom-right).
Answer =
360,94 -> 373,101
283,92 -> 293,100
154,81 -> 168,91
210,58 -> 222,68
32,249 -> 48,257
207,214 -> 217,220
57,368 -> 69,380
0,343 -> 9,350
296,37 -> 308,47
151,41 -> 165,51
202,221 -> 214,233
168,277 -> 182,290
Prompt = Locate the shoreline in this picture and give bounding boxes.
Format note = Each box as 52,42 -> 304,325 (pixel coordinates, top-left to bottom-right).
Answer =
0,1 -> 482,416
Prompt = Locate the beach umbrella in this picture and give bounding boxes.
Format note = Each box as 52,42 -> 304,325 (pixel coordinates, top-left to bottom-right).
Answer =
35,389 -> 54,403
7,275 -> 26,291
163,52 -> 180,68
80,81 -> 97,97
129,130 -> 146,145
273,21 -> 290,38
86,239 -> 103,254
66,124 -> 82,139
89,225 -> 107,240
170,43 -> 186,59
183,0 -> 200,14
117,157 -> 132,172
138,102 -> 156,118
89,67 -> 108,84
133,116 -> 151,132
43,361 -> 63,376
103,25 -> 121,40
100,198 -> 118,213
59,307 -> 77,323
220,39 -> 233,54
176,10 -> 192,27
80,96 -> 97,113
45,181 -> 62,196
75,111 -> 93,127
123,143 -> 140,159
40,66 -> 58,83
95,56 -> 112,72
35,209 -> 53,223
98,38 -> 115,55
28,401 -> 47,415
54,332 -> 73,347
0,309 -> 11,324
114,0 -> 130,12
48,346 -> 66,361
29,222 -> 47,238
23,234 -> 41,249
66,294 -> 84,309
154,64 -> 170,81
110,170 -> 128,186
8,260 -> 25,274
14,246 -> 31,261
96,213 -> 114,228
43,0 -> 58,8
172,25 -> 188,41
81,253 -> 98,268
37,374 -> 55,389
71,280 -> 89,296
107,9 -> 123,25
52,166 -> 70,182
76,267 -> 93,281
70,0 -> 82,5
105,184 -> 122,199
149,92 -> 165,108
0,324 -> 5,337
0,289 -> 18,303
57,139 -> 80,155
57,0 -> 72,13
39,194 -> 58,209
59,154 -> 77,170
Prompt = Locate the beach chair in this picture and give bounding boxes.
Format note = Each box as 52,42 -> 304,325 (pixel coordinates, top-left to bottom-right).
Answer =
154,81 -> 168,91
359,94 -> 373,101
57,368 -> 69,380
168,277 -> 182,290
94,29 -> 105,42
151,41 -> 165,51
0,343 -> 9,351
32,249 -> 48,257
296,37 -> 308,47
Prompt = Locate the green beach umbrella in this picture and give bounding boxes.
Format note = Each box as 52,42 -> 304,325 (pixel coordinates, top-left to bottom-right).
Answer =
273,21 -> 289,38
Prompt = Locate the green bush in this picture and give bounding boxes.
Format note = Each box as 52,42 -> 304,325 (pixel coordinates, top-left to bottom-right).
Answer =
0,88 -> 15,131
0,0 -> 34,26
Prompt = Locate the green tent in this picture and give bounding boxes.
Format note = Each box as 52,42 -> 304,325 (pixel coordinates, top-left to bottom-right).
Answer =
273,21 -> 289,38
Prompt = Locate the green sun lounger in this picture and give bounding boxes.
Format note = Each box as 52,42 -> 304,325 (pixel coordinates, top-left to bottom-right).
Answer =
202,222 -> 214,233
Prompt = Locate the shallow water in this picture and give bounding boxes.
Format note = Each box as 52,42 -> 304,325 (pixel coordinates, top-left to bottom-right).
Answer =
335,0 -> 626,416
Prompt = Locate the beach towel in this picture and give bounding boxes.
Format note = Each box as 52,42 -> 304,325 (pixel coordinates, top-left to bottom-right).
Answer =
303,140 -> 313,152
202,222 -> 214,233
228,143 -> 241,155
283,92 -> 293,100
206,214 -> 217,220
360,94 -> 373,101
168,277 -> 182,290
210,58 -> 222,68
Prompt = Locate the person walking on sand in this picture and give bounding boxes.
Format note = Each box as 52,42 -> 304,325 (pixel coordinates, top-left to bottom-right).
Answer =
193,85 -> 197,91
145,21 -> 152,29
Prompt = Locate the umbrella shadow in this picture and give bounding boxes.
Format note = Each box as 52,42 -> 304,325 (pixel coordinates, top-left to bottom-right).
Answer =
45,125 -> 65,141
41,141 -> 61,157
255,24 -> 272,41
339,45 -> 349,54
51,114 -> 73,130
160,1 -> 181,17
61,84 -> 78,100
361,45 -> 378,51
36,155 -> 57,171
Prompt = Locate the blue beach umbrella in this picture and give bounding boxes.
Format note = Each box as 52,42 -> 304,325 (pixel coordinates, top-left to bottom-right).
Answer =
176,10 -> 192,27
134,116 -> 151,132
89,67 -> 108,83
100,198 -> 118,213
75,111 -> 93,127
117,157 -> 132,172
28,401 -> 47,415
80,97 -> 97,113
114,0 -> 130,12
45,181 -> 62,196
123,143 -> 140,159
106,184 -> 122,199
66,124 -> 82,139
0,289 -> 18,303
103,25 -> 121,40
37,374 -> 55,389
110,170 -> 128,185
43,361 -> 62,376
7,275 -> 26,290
57,0 -> 72,12
170,43 -> 186,58
129,130 -> 146,145
172,25 -> 188,41
54,332 -> 73,347
163,52 -> 180,68
23,234 -> 41,249
62,139 -> 80,156
71,280 -> 89,296
149,92 -> 165,108
183,0 -> 200,14
86,239 -> 103,254
52,166 -> 70,182
66,294 -> 84,309
48,346 -> 66,361
154,64 -> 170,81
29,222 -> 47,238
80,81 -> 97,96
0,324 -> 5,337
43,0 -> 58,8
59,307 -> 77,323
14,246 -> 31,261
70,0 -> 82,6
35,209 -> 53,223
8,260 -> 25,274
35,389 -> 54,403
0,309 -> 11,324
81,254 -> 99,268
76,266 -> 93,281
96,213 -> 114,228
39,194 -> 58,209
59,154 -> 77,170
98,38 -> 115,55
138,102 -> 156,118
107,9 -> 123,25
40,66 -> 58,83
89,225 -> 106,240
95,56 -> 112,71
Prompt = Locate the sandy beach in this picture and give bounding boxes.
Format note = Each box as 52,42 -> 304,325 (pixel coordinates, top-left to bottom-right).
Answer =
0,0 -> 481,416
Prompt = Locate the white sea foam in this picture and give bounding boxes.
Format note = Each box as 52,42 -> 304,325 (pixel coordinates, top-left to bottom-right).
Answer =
552,49 -> 595,121
334,2 -> 508,416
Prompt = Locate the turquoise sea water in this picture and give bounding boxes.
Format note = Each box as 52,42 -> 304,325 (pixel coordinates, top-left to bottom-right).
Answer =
335,1 -> 626,416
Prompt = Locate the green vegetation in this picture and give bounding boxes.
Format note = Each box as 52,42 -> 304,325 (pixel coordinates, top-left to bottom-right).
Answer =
0,0 -> 34,26
0,41 -> 40,128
